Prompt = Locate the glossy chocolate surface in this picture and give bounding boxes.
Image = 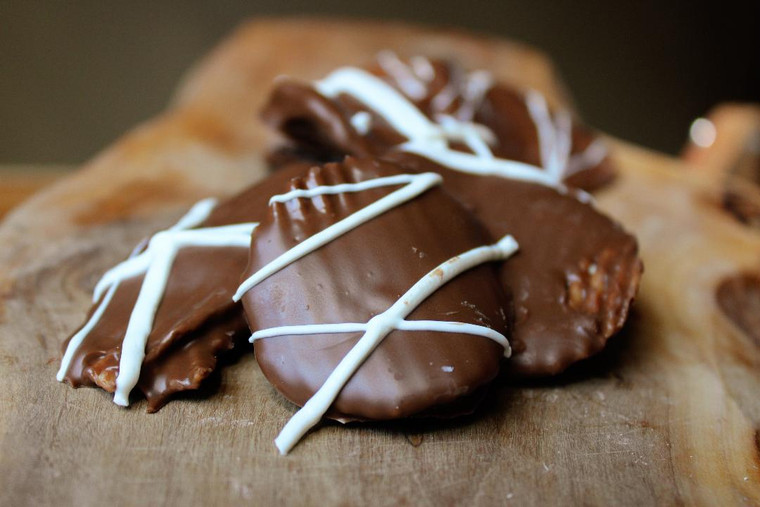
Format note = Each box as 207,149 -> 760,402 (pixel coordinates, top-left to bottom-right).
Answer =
240,157 -> 510,421
262,57 -> 615,190
60,163 -> 320,410
390,154 -> 641,376
260,56 -> 641,376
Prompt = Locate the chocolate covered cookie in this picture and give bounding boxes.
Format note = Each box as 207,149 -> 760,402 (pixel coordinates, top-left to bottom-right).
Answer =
235,157 -> 516,453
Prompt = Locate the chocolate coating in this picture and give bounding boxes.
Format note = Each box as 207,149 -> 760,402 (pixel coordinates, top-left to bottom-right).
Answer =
390,153 -> 642,376
61,246 -> 250,411
473,84 -> 615,191
60,163 -> 321,410
240,157 -> 510,421
260,57 -> 641,377
261,81 -> 400,161
262,56 -> 615,190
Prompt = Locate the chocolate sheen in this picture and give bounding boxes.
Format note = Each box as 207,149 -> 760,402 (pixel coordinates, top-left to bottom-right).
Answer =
241,158 -> 510,421
60,163 -> 323,411
259,55 -> 642,376
262,56 -> 616,191
390,154 -> 641,376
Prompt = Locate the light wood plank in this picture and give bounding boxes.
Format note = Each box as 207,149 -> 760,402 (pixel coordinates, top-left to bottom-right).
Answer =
1,19 -> 759,506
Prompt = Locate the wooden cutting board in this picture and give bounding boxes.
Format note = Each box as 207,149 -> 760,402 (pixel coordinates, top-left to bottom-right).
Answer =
2,18 -> 760,506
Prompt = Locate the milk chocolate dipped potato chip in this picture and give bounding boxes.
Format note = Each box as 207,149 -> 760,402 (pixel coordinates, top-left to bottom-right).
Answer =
235,157 -> 517,452
12,19 -> 759,503
54,49 -> 641,454
57,162 -> 342,411
263,53 -> 615,191
395,157 -> 641,376
261,54 -> 643,376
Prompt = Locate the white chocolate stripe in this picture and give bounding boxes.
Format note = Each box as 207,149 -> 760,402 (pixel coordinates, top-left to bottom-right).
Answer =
112,226 -> 256,406
313,62 -> 607,190
550,111 -> 573,180
269,173 -> 425,205
435,115 -> 496,159
377,50 -> 428,100
410,56 -> 435,83
93,253 -> 151,302
233,172 -> 443,302
92,224 -> 255,302
252,323 -> 367,339
91,201 -> 215,302
397,319 -> 508,350
567,138 -> 609,176
349,111 -> 372,135
459,70 -> 493,122
525,90 -> 573,180
431,84 -> 458,112
249,320 -> 510,353
169,198 -> 218,231
317,67 -> 441,142
526,90 -> 559,175
59,201 -> 218,381
57,199 -> 258,409
56,282 -> 119,382
315,67 -> 566,188
400,141 -> 560,187
317,67 -> 498,158
113,235 -> 181,406
92,199 -> 217,302
273,235 -> 518,454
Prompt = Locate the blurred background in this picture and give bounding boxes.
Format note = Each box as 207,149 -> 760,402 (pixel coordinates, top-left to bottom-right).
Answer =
0,0 -> 758,166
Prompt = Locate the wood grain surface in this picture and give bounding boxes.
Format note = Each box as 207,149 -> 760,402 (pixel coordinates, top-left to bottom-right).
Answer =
0,165 -> 67,219
2,18 -> 760,506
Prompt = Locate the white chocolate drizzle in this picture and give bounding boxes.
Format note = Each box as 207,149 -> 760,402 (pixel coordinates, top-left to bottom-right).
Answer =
250,320 -> 510,351
233,173 -> 518,453
314,55 -> 609,189
400,142 -> 557,186
568,138 -> 609,177
268,173 -> 423,205
459,70 -> 493,122
266,236 -> 518,454
410,56 -> 435,83
377,50 -> 428,100
57,199 -> 258,408
233,172 -> 442,302
349,111 -> 372,135
525,90 -> 573,181
316,68 -> 446,143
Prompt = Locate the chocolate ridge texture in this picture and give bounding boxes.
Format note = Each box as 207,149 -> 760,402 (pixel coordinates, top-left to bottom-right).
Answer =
263,55 -> 615,190
58,163 -> 331,410
260,54 -> 642,376
240,157 -> 512,421
391,154 -> 642,376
